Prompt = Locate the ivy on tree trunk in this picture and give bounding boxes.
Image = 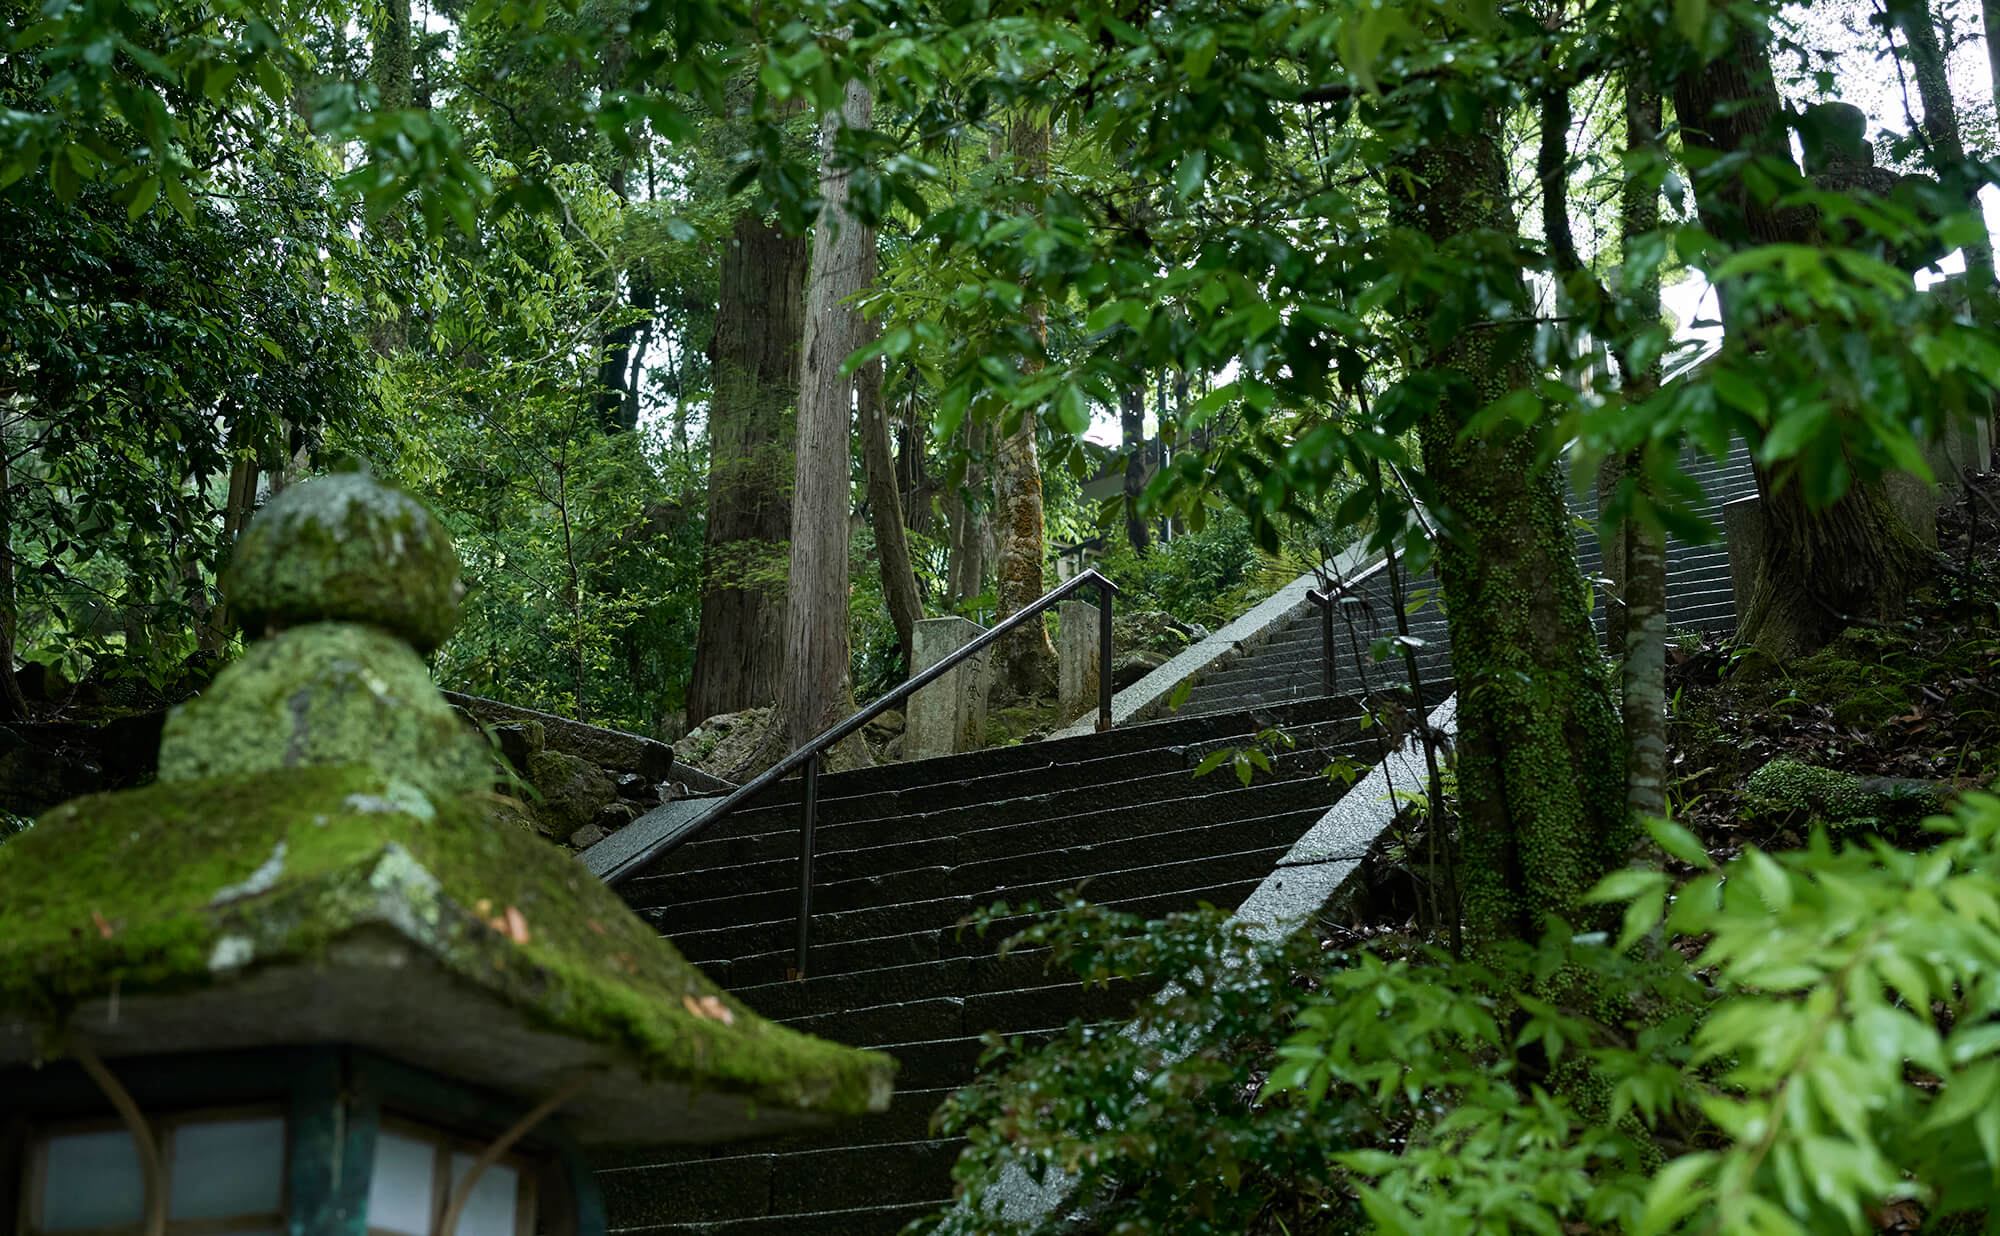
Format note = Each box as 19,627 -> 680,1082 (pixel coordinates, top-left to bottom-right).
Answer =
1388,124 -> 1628,941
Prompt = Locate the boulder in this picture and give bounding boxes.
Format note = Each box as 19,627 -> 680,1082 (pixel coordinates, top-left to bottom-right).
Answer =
526,748 -> 619,836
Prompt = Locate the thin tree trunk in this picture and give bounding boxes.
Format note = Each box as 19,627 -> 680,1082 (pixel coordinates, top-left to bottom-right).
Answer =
859,356 -> 923,674
0,409 -> 29,722
895,371 -> 934,535
1120,385 -> 1152,555
367,0 -> 412,355
200,455 -> 258,653
1620,76 -> 1669,822
993,110 -> 1058,700
944,420 -> 987,607
1887,0 -> 1996,286
1986,0 -> 2000,168
688,213 -> 806,724
1387,123 -> 1628,941
774,77 -> 875,758
1677,28 -> 1932,657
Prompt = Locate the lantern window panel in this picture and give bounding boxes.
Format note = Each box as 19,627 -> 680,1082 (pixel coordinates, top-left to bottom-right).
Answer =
22,1107 -> 288,1236
365,1117 -> 534,1236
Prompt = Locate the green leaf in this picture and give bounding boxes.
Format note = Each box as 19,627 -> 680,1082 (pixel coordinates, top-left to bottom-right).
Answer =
1638,1151 -> 1718,1234
254,56 -> 287,102
126,174 -> 160,221
163,171 -> 197,221
1645,816 -> 1714,869
1181,27 -> 1220,81
1174,151 -> 1207,200
1055,383 -> 1090,435
1193,748 -> 1231,778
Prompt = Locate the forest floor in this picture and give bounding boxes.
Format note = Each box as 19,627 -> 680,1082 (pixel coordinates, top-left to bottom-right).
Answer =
1663,469 -> 2000,865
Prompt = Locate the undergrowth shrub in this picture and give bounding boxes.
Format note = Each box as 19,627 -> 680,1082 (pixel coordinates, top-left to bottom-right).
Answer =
919,794 -> 2000,1235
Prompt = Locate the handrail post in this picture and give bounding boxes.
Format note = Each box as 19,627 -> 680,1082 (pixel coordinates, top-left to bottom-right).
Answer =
1097,579 -> 1115,732
792,752 -> 820,981
1310,589 -> 1336,698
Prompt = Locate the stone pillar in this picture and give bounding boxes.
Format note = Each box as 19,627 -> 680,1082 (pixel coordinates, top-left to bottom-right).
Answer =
1723,495 -> 1768,625
1057,600 -> 1101,725
906,617 -> 989,761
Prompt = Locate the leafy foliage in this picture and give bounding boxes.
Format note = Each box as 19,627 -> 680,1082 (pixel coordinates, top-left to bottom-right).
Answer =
1,68 -> 374,684
926,793 -> 2000,1234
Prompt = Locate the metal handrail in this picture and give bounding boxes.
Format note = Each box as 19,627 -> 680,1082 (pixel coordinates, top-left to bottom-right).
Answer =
601,568 -> 1121,979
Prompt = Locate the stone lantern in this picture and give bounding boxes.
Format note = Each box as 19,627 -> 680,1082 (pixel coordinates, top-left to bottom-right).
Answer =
0,471 -> 893,1235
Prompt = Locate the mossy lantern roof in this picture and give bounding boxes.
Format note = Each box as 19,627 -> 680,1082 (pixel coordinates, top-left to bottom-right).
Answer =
0,473 -> 894,1145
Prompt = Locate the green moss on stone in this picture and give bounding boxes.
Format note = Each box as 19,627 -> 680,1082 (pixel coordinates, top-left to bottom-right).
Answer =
1745,758 -> 1874,825
2,766 -> 892,1116
158,623 -> 493,801
225,472 -> 461,653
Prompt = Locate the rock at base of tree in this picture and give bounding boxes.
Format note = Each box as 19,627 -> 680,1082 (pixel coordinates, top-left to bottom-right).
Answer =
1112,650 -> 1170,690
567,822 -> 608,850
865,710 -> 904,738
525,748 -> 618,837
676,708 -> 779,781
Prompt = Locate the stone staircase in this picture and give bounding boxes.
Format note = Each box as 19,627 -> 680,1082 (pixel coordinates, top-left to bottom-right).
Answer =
1569,439 -> 1760,636
594,693 -> 1414,1233
594,447 -> 1768,1233
1172,556 -> 1455,718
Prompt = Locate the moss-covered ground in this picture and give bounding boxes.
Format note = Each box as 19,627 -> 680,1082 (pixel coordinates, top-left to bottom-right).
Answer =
1663,472 -> 2000,861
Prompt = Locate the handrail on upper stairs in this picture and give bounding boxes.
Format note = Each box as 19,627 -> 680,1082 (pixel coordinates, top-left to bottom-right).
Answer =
599,568 -> 1122,979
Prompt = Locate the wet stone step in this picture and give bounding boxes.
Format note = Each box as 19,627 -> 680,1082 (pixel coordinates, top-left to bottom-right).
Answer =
604,1200 -> 948,1236
600,1139 -> 961,1228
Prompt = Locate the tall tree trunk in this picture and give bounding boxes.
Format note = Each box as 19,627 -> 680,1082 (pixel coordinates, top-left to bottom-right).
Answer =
1886,0 -> 1997,287
993,110 -> 1058,700
687,212 -> 806,724
774,78 -> 875,757
859,356 -> 924,674
1619,76 -> 1669,822
1387,124 -> 1627,941
1119,385 -> 1152,555
0,409 -> 28,722
368,0 -> 412,356
1676,27 -> 1933,658
1986,0 -> 2000,168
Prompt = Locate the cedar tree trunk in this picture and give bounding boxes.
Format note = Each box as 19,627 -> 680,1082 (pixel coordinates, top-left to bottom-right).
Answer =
687,212 -> 805,724
774,78 -> 874,756
1676,28 -> 1932,659
1119,385 -> 1151,555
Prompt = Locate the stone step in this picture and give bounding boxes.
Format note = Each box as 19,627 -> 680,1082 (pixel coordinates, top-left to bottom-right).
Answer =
642,806 -> 1327,934
652,747 -> 1349,876
660,843 -> 1289,970
703,871 -> 1270,988
600,1138 -> 961,1228
604,1200 -> 948,1236
745,694 -> 1369,807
